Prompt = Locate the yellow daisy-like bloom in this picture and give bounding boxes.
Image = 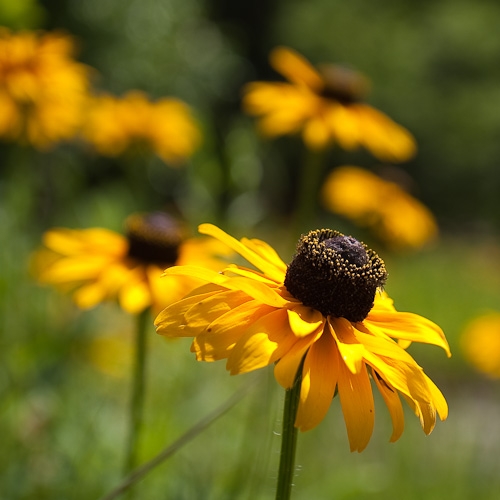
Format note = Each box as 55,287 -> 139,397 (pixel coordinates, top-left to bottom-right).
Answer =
243,46 -> 416,161
461,313 -> 500,378
0,28 -> 90,149
82,91 -> 201,165
322,166 -> 438,250
33,213 -> 231,315
155,224 -> 450,452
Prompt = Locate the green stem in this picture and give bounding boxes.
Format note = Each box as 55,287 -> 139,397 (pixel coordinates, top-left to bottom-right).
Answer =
123,308 -> 149,475
275,367 -> 303,500
294,148 -> 327,235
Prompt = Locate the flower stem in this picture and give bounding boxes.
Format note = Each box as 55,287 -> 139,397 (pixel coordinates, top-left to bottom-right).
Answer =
123,308 -> 149,476
294,148 -> 327,235
275,367 -> 302,500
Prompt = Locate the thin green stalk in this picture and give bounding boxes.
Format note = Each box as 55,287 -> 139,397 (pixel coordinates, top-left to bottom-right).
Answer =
275,367 -> 303,500
294,148 -> 327,235
100,377 -> 259,500
123,308 -> 150,475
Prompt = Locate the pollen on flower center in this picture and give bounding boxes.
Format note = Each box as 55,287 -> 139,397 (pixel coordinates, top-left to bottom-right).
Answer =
125,212 -> 183,266
284,229 -> 387,322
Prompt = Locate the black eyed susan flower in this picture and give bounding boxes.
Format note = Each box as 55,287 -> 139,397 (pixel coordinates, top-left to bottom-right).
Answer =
155,224 -> 450,452
243,46 -> 416,162
33,213 -> 231,315
0,28 -> 90,149
321,166 -> 438,250
81,91 -> 201,165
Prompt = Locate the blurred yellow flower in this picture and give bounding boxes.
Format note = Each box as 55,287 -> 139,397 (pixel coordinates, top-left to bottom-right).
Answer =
321,166 -> 438,250
243,46 -> 416,161
33,212 -> 231,314
82,91 -> 201,165
461,313 -> 500,378
0,28 -> 90,148
155,224 -> 450,451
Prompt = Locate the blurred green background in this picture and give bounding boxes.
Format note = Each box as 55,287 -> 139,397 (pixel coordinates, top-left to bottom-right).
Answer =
2,0 -> 500,498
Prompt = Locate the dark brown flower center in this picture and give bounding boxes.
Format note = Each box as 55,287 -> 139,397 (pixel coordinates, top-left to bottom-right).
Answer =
284,229 -> 387,322
317,64 -> 370,104
125,212 -> 183,266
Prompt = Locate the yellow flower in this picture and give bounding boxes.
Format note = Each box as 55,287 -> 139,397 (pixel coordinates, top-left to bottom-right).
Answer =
322,166 -> 438,250
243,46 -> 416,161
82,91 -> 201,165
155,224 -> 450,451
0,28 -> 90,148
33,212 -> 231,314
461,313 -> 500,378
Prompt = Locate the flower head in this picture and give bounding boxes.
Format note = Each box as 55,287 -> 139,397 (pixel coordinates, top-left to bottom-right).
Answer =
82,91 -> 200,165
33,212 -> 231,314
0,28 -> 90,148
243,46 -> 416,161
461,312 -> 500,378
322,166 -> 438,250
155,224 -> 450,451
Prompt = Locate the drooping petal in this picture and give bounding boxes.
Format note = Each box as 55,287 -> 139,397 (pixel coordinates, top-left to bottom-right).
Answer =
274,330 -> 322,389
355,104 -> 416,163
329,318 -> 365,374
185,290 -> 252,334
269,46 -> 324,91
155,290 -> 222,336
366,309 -> 451,357
286,305 -> 325,338
119,276 -> 151,314
372,371 -> 405,442
198,224 -> 286,283
192,300 -> 274,361
337,358 -> 375,452
295,328 -> 338,431
423,373 -> 448,421
226,309 -> 297,375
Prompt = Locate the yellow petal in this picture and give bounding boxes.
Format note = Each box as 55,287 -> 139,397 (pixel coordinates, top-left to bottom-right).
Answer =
192,300 -> 273,361
355,104 -> 417,163
73,282 -> 107,309
154,290 -> 221,336
239,237 -> 288,274
287,305 -> 325,338
337,358 -> 375,452
119,278 -> 151,314
366,310 -> 451,357
198,224 -> 286,283
329,318 -> 365,374
295,329 -> 338,431
164,265 -> 289,308
274,329 -> 323,389
269,46 -> 324,91
302,116 -> 331,150
226,309 -> 296,375
186,290 -> 252,334
424,373 -> 448,421
372,371 -> 405,442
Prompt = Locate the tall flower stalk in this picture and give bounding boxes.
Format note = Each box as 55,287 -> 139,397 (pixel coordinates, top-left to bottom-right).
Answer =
123,308 -> 150,474
275,366 -> 302,500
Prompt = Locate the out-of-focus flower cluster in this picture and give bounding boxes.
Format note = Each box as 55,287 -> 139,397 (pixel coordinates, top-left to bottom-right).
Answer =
321,166 -> 438,250
0,28 -> 89,149
82,91 -> 201,165
0,28 -> 200,163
